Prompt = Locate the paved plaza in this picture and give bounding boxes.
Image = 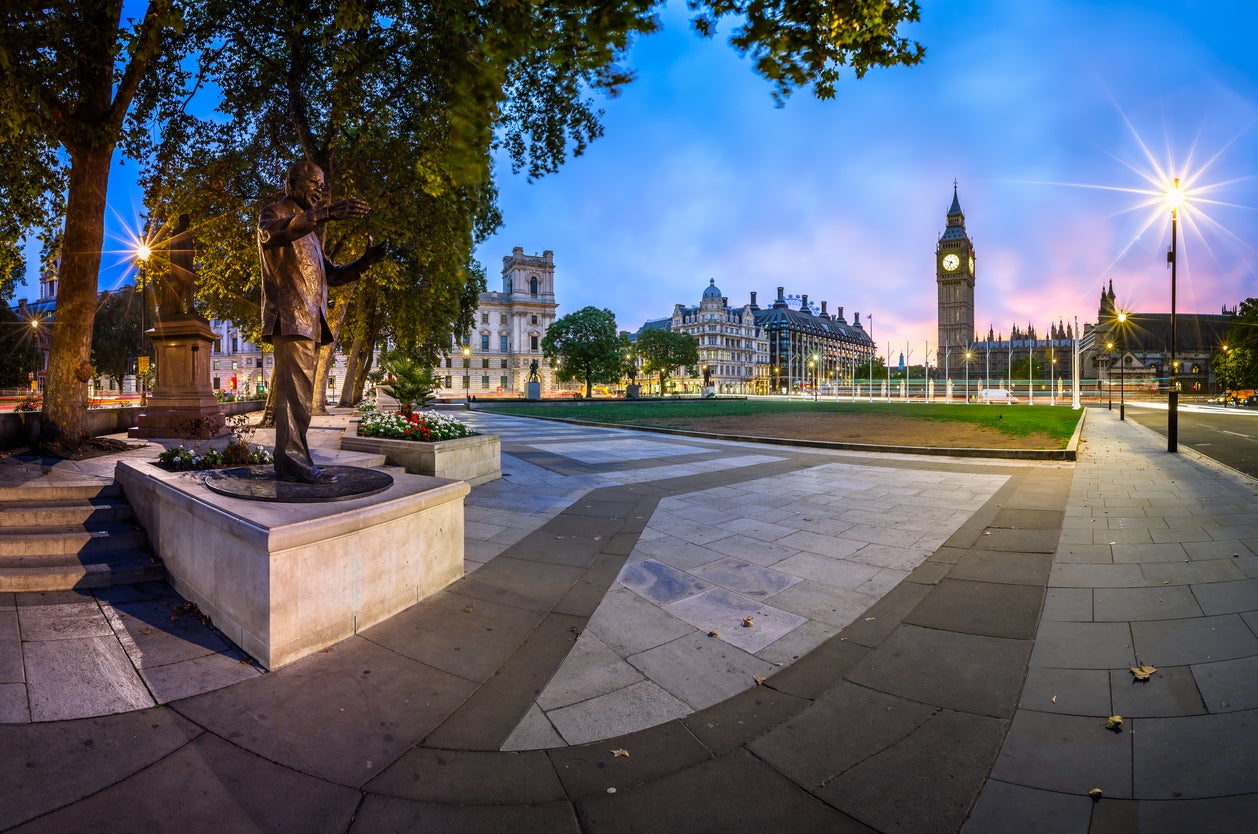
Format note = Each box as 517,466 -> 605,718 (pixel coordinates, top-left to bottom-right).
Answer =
1,406 -> 1255,832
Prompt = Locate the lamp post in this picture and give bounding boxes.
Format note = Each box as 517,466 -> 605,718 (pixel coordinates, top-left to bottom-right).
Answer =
135,240 -> 152,406
1166,177 -> 1184,452
1106,340 -> 1115,410
964,350 -> 972,403
809,354 -> 818,401
1116,311 -> 1127,420
462,345 -> 471,397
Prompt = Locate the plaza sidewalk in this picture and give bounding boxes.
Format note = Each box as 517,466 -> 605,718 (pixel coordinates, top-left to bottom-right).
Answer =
0,406 -> 1254,833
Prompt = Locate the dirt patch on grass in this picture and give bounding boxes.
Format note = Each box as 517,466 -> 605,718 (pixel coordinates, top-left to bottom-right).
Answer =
639,412 -> 1062,450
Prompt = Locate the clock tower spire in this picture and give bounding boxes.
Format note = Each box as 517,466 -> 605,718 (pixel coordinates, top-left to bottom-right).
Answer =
936,181 -> 976,358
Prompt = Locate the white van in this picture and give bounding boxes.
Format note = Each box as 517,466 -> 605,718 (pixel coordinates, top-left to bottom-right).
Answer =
980,388 -> 1019,404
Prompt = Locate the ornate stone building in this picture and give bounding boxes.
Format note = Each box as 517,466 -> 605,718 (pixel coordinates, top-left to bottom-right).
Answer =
437,247 -> 559,397
752,287 -> 875,395
633,281 -> 873,395
635,279 -> 767,394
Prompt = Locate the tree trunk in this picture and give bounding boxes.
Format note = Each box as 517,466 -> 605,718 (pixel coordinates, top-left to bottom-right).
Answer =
351,344 -> 375,403
312,288 -> 353,415
337,334 -> 364,407
43,143 -> 114,445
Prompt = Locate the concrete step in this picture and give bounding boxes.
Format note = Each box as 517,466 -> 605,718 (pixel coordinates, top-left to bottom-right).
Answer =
0,498 -> 135,528
0,523 -> 148,557
0,482 -> 122,502
0,550 -> 165,592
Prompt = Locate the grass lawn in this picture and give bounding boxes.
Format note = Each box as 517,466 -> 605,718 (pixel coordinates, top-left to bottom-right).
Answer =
478,399 -> 1083,447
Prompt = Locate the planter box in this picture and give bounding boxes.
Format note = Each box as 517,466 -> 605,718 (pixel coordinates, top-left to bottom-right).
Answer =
341,429 -> 501,486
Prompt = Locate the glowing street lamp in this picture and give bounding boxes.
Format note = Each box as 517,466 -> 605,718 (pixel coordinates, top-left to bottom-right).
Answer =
134,239 -> 152,406
1116,310 -> 1128,420
1106,340 -> 1115,410
1165,177 -> 1185,452
964,350 -> 972,403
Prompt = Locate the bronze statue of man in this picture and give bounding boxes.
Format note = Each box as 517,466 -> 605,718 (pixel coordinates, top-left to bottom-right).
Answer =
259,160 -> 386,484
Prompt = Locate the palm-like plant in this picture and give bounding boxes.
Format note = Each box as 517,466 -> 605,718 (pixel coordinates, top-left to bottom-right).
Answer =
377,350 -> 437,417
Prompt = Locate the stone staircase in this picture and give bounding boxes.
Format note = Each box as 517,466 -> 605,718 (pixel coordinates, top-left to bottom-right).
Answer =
0,482 -> 165,592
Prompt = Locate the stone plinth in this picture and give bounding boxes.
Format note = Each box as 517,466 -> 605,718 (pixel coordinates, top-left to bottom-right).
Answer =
526,380 -> 541,400
340,431 -> 501,486
130,316 -> 225,438
115,460 -> 467,669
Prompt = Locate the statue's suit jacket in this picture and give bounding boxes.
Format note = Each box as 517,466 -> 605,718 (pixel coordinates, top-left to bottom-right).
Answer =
258,196 -> 358,345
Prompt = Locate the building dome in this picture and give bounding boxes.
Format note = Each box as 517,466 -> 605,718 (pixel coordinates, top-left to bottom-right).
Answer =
702,278 -> 722,302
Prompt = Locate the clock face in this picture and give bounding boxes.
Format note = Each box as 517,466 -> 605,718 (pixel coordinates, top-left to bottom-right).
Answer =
968,255 -> 975,273
942,254 -> 960,272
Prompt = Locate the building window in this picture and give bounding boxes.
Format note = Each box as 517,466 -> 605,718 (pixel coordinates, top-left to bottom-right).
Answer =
481,358 -> 489,369
529,276 -> 539,295
231,337 -> 239,353
481,334 -> 489,350
481,313 -> 489,324
500,335 -> 509,352
531,335 -> 539,351
212,377 -> 220,390
213,339 -> 221,354
444,375 -> 452,387
530,314 -> 538,325
500,375 -> 509,388
500,359 -> 508,369
481,375 -> 490,388
500,313 -> 508,325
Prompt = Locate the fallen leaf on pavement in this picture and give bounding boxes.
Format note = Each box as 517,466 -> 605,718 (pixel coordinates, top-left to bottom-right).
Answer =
708,631 -> 719,637
753,675 -> 767,686
611,748 -> 630,758
1104,715 -> 1123,732
463,604 -> 475,613
742,616 -> 754,628
1130,663 -> 1157,681
1051,695 -> 1057,703
1089,788 -> 1103,800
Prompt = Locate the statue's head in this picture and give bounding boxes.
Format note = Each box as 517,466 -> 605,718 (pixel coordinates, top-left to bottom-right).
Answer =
285,161 -> 325,210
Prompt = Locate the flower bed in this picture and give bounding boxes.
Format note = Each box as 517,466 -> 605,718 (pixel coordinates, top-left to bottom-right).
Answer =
157,443 -> 273,471
343,410 -> 499,485
357,409 -> 477,442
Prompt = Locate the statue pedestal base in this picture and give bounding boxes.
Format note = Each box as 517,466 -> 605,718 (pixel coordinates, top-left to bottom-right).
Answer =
702,386 -> 716,399
526,381 -> 541,400
129,316 -> 226,439
626,384 -> 640,400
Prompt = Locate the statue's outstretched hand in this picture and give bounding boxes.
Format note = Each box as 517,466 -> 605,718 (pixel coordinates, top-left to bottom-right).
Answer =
327,197 -> 370,221
362,237 -> 390,266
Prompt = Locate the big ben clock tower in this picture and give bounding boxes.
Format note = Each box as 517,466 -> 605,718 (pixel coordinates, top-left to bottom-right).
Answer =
936,181 -> 976,357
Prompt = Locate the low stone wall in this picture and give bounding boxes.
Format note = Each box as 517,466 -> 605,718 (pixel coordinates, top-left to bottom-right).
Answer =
341,429 -> 502,485
116,459 -> 467,669
0,400 -> 263,448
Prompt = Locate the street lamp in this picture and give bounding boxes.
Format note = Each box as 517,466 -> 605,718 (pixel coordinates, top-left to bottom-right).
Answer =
462,345 -> 471,396
1106,340 -> 1114,410
964,350 -> 972,403
809,354 -> 819,401
1166,176 -> 1185,453
134,240 -> 152,406
1116,310 -> 1127,420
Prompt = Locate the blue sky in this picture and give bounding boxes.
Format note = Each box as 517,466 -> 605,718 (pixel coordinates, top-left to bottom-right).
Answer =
18,0 -> 1258,363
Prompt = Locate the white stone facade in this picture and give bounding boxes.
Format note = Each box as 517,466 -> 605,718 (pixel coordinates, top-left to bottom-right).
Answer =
436,247 -> 560,397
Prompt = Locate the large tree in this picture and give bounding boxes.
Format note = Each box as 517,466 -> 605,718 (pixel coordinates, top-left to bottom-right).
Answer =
636,328 -> 699,395
542,306 -> 623,398
3,1 -> 924,440
0,1 -> 184,443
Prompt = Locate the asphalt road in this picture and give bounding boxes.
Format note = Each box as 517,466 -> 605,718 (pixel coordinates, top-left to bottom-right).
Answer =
1119,402 -> 1258,479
